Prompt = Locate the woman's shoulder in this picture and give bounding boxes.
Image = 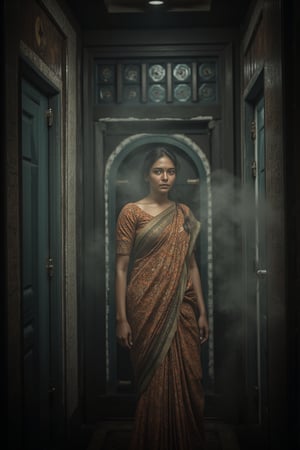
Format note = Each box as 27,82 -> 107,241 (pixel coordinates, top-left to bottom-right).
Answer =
177,203 -> 199,221
120,202 -> 136,209
119,202 -> 144,218
119,202 -> 138,214
177,202 -> 191,214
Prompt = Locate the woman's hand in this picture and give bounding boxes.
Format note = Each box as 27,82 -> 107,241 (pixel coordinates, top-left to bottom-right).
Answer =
116,319 -> 133,350
198,314 -> 209,344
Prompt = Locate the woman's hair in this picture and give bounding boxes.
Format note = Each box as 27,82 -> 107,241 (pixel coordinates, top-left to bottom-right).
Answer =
142,146 -> 178,178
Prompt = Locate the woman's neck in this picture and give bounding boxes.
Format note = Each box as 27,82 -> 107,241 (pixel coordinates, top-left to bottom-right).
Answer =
143,193 -> 172,205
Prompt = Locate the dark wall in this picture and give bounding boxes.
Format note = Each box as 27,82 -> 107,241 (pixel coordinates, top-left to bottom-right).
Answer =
81,24 -> 246,425
240,0 -> 293,448
284,0 -> 300,448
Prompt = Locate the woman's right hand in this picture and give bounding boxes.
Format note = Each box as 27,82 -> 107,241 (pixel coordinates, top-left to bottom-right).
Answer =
116,319 -> 133,350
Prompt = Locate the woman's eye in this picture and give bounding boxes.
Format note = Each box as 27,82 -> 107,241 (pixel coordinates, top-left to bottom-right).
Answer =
152,169 -> 176,175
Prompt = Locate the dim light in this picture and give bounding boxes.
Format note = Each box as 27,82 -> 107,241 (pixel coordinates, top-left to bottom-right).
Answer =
148,1 -> 164,5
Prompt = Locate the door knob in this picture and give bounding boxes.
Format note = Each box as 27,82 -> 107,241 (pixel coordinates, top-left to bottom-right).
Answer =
256,269 -> 267,277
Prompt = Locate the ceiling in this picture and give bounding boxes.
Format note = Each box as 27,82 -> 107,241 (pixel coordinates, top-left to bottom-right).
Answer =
105,0 -> 212,13
65,0 -> 254,30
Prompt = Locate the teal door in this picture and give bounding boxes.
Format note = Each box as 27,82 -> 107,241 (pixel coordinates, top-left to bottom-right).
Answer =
22,79 -> 52,449
244,93 -> 267,426
254,97 -> 268,425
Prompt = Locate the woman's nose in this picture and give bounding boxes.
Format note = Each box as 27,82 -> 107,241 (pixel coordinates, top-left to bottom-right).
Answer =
162,170 -> 168,180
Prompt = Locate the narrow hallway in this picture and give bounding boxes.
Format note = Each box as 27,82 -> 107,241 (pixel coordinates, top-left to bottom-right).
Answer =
3,1 -> 299,450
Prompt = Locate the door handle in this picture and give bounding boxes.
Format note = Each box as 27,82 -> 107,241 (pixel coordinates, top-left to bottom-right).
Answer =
46,257 -> 54,277
256,269 -> 267,277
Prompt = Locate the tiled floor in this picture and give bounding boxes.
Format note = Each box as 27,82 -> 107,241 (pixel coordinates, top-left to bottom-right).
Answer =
87,419 -> 240,450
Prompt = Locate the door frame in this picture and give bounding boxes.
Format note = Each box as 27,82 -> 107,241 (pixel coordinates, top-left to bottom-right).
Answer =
242,68 -> 268,435
82,117 -> 229,420
21,60 -> 64,446
104,131 -> 214,394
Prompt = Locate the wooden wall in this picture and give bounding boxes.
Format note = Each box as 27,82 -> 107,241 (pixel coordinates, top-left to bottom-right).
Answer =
4,0 -> 80,448
283,0 -> 300,448
81,24 -> 247,427
240,0 -> 288,448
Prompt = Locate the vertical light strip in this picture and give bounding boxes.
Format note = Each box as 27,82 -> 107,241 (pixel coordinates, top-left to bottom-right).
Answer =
116,63 -> 122,103
167,62 -> 172,103
141,63 -> 147,103
192,62 -> 198,102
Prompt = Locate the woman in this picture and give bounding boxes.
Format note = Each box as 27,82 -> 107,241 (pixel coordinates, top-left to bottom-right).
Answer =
115,147 -> 209,450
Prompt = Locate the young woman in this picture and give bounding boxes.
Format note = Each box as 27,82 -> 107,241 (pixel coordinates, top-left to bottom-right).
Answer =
115,146 -> 209,450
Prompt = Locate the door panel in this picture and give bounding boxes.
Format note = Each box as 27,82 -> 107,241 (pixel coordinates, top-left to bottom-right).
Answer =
22,79 -> 50,449
244,93 -> 267,425
254,97 -> 267,425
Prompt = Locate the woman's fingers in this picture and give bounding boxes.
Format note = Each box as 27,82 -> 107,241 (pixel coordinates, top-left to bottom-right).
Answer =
128,331 -> 133,348
199,325 -> 209,344
116,321 -> 133,349
117,332 -> 133,349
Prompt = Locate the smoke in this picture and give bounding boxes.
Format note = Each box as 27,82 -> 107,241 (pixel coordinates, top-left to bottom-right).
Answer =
210,169 -> 272,301
206,168 -> 279,404
115,158 -> 148,214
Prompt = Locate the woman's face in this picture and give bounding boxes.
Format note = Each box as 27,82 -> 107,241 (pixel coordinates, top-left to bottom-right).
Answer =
146,155 -> 176,196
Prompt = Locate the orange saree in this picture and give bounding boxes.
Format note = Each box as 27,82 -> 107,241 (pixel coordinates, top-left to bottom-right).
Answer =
116,202 -> 206,450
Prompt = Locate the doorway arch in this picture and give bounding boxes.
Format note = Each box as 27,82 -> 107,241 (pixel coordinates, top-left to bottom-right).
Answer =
104,133 -> 214,391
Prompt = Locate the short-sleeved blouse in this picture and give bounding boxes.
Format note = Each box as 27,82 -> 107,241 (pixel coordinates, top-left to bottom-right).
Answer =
116,203 -> 153,255
116,202 -> 192,256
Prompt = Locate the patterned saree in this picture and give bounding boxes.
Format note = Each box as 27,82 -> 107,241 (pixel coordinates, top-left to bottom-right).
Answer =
116,202 -> 206,450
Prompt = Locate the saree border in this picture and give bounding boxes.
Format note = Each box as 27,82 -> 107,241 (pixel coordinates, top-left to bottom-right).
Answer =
135,208 -> 201,394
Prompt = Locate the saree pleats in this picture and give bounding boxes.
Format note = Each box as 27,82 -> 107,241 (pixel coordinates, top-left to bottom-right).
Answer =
129,300 -> 205,450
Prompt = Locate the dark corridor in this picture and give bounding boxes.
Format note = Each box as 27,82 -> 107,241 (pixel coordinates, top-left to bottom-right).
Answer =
3,1 -> 300,450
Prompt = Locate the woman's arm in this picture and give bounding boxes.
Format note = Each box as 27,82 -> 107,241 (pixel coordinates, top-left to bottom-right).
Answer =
189,253 -> 209,344
115,254 -> 133,349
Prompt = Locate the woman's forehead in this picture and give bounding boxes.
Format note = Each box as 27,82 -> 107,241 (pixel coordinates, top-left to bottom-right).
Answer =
151,156 -> 175,167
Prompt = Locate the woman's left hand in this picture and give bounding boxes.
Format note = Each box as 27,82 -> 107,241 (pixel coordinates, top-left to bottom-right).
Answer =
198,314 -> 209,344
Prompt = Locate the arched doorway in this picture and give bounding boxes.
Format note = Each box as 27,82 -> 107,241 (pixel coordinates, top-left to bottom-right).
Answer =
105,133 -> 214,395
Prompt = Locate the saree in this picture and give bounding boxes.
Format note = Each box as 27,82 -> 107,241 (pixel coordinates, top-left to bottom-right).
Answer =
116,202 -> 206,450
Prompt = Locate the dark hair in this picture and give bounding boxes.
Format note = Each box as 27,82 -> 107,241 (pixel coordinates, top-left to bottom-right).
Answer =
142,146 -> 178,178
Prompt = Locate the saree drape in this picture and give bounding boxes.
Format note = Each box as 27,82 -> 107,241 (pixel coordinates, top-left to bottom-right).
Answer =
116,202 -> 206,450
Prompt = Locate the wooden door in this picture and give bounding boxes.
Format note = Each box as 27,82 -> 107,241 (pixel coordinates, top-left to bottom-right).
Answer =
244,92 -> 268,427
254,97 -> 268,425
21,78 -> 62,449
